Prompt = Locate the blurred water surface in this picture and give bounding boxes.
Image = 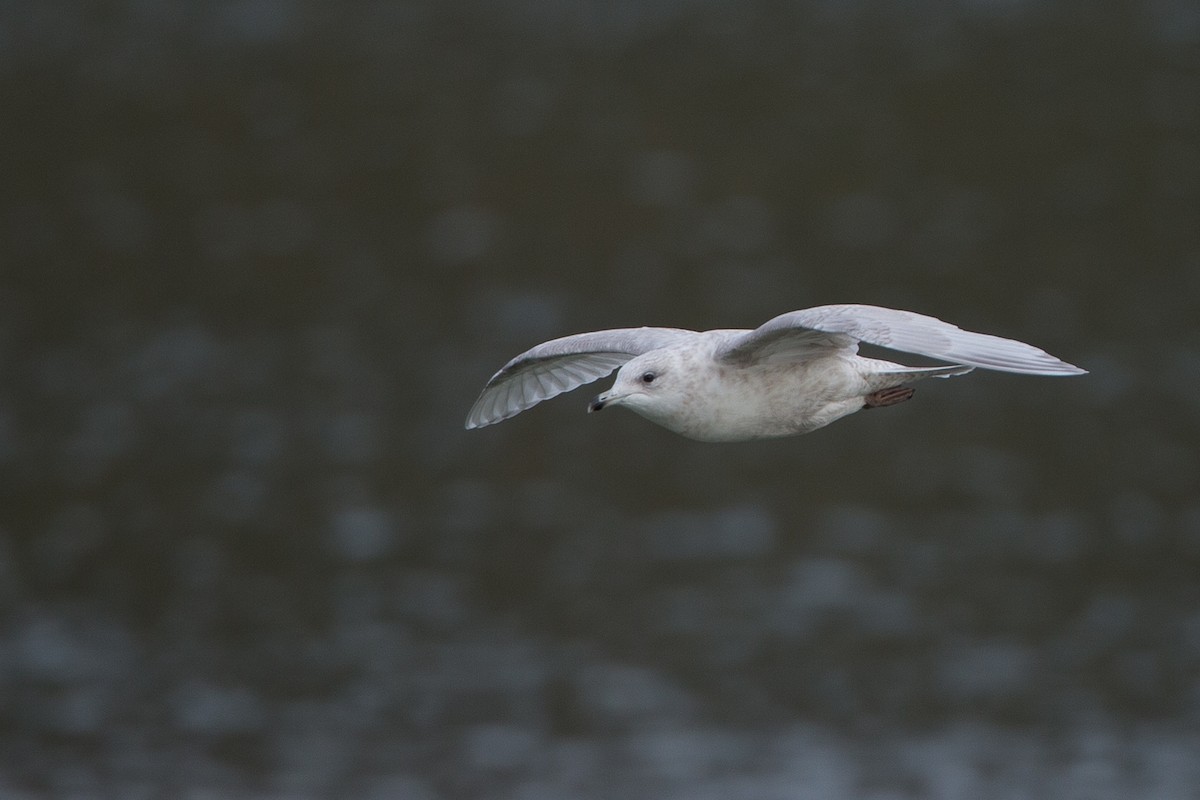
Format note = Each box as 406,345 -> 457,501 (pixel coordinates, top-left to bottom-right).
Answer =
2,1 -> 1199,798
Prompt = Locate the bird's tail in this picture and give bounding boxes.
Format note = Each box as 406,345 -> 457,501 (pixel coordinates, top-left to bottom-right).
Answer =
868,360 -> 975,384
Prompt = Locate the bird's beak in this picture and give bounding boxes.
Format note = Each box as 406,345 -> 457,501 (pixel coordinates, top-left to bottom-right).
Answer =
588,389 -> 623,413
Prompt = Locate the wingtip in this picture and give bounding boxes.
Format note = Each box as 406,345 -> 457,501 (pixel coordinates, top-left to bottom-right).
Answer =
464,413 -> 490,430
464,410 -> 505,430
1018,364 -> 1087,376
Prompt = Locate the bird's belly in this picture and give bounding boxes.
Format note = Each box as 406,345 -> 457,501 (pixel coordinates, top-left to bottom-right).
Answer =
661,361 -> 868,442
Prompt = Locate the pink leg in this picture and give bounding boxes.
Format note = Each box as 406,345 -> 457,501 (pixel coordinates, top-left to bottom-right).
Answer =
863,386 -> 914,409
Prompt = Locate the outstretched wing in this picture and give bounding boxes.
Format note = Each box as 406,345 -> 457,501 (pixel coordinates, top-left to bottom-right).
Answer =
465,327 -> 695,429
716,304 -> 1086,375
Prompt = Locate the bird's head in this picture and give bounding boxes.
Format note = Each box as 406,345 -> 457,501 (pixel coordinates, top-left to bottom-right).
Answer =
588,350 -> 686,425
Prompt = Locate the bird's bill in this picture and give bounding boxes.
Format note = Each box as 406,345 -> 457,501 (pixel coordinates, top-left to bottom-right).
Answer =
588,388 -> 631,413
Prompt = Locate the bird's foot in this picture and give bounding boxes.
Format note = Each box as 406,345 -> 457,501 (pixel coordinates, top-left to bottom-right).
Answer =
863,386 -> 914,409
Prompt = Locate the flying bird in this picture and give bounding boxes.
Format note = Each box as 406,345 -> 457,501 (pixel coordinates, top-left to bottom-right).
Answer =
465,304 -> 1085,442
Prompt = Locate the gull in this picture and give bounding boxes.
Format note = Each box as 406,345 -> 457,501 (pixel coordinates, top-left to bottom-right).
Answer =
465,304 -> 1086,442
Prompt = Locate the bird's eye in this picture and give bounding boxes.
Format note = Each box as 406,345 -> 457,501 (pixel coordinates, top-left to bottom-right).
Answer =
641,372 -> 657,384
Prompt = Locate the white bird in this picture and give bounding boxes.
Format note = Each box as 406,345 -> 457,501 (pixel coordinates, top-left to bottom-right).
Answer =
465,304 -> 1085,442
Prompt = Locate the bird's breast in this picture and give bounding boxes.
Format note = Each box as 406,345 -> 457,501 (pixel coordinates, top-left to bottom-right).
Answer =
669,358 -> 865,441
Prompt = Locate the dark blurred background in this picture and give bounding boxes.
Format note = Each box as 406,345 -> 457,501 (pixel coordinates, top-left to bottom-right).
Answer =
2,1 -> 1199,797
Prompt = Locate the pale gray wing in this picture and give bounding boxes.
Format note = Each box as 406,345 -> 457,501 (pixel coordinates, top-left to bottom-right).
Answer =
716,304 -> 1086,375
465,327 -> 696,429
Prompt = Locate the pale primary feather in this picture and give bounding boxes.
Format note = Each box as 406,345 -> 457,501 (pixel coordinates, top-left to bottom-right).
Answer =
464,327 -> 693,429
716,304 -> 1085,375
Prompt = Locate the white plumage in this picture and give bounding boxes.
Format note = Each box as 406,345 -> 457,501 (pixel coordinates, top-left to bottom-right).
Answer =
465,304 -> 1085,441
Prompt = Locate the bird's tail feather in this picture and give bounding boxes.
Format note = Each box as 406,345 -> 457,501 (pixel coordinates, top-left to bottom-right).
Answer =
873,362 -> 975,381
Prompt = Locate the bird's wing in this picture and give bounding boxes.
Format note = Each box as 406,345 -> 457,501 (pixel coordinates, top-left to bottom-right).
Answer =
715,304 -> 1086,375
465,327 -> 696,429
